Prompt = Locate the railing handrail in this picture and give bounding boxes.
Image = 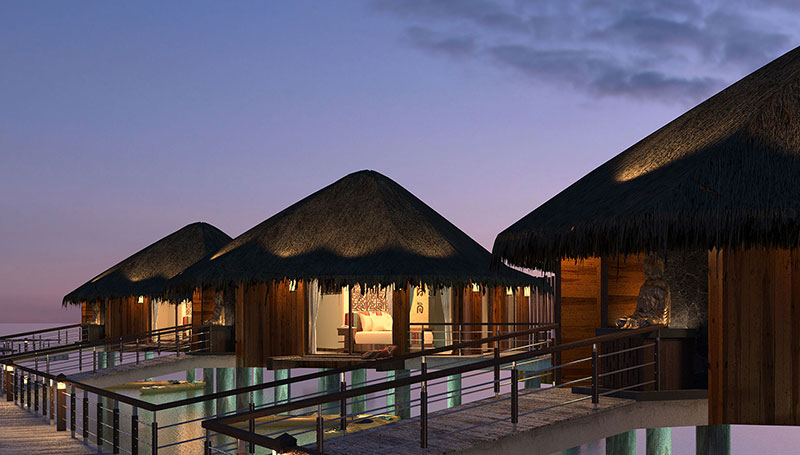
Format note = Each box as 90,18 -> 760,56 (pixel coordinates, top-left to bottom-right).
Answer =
4,323 -> 558,416
206,325 -> 662,430
0,323 -> 84,340
408,322 -> 554,326
0,323 -> 200,362
140,323 -> 559,412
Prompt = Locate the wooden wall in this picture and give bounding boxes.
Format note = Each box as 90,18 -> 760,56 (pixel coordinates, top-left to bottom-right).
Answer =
192,287 -> 216,326
235,280 -> 308,367
81,302 -> 96,325
709,248 -> 800,425
392,286 -> 410,355
105,296 -> 151,339
559,255 -> 644,383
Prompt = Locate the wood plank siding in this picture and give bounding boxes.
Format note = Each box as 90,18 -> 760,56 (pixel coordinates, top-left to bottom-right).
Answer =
104,296 -> 151,339
709,248 -> 800,425
560,256 -> 644,383
235,280 -> 308,367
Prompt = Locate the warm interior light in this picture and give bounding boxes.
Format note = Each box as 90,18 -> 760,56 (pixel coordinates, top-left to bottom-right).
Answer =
471,283 -> 480,292
506,287 -> 513,296
288,280 -> 297,292
138,296 -> 144,304
524,287 -> 531,297
57,382 -> 67,390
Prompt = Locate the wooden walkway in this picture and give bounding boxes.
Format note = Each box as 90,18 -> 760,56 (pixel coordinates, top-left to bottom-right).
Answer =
0,399 -> 96,454
321,387 -> 634,454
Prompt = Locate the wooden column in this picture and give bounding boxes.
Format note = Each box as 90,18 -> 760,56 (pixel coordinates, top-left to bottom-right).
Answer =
392,285 -> 410,355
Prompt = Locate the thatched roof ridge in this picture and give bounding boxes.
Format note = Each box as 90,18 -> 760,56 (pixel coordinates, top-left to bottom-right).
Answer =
63,222 -> 232,305
493,45 -> 800,271
170,170 -> 544,294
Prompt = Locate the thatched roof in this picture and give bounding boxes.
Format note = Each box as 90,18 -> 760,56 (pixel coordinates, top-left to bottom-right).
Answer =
494,45 -> 800,271
63,222 -> 232,305
170,170 -> 544,293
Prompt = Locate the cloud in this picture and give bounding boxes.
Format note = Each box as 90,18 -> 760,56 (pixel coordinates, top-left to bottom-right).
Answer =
405,26 -> 476,58
372,0 -> 800,105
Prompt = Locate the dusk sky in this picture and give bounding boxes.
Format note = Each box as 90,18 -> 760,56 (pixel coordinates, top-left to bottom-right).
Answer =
2,1 -> 800,322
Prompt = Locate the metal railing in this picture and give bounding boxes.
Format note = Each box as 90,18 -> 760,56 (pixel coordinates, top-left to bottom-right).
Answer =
1,323 -> 557,455
0,323 -> 86,357
202,325 -> 663,454
408,322 -> 556,353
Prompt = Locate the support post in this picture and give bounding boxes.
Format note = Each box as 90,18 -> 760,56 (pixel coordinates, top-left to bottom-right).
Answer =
606,430 -> 636,455
696,425 -> 730,455
34,375 -> 39,412
152,415 -> 158,455
654,334 -> 661,391
70,386 -> 76,437
351,369 -> 367,415
249,394 -> 255,454
235,367 -> 249,411
646,427 -> 671,455
316,404 -> 324,454
82,392 -> 89,439
447,374 -> 462,408
274,369 -> 290,407
97,401 -> 103,447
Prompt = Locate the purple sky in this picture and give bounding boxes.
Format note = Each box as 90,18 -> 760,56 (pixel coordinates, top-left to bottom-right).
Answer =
2,1 -> 799,323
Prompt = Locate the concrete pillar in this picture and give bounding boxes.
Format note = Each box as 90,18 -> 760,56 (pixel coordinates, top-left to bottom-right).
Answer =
203,368 -> 215,415
387,370 -> 411,419
186,368 -> 196,383
606,430 -> 636,455
144,352 -> 155,381
318,369 -> 340,415
215,368 -> 234,415
275,369 -> 291,406
696,425 -> 730,455
235,367 -> 251,411
647,427 -> 671,455
98,350 -> 107,369
447,374 -> 462,408
253,368 -> 264,407
351,369 -> 367,415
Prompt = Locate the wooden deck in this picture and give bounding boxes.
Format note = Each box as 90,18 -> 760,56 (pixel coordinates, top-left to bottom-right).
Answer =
320,387 -> 634,454
0,399 -> 95,454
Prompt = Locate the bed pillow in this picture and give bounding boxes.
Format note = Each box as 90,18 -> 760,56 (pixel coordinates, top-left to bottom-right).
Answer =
373,312 -> 392,331
358,311 -> 373,331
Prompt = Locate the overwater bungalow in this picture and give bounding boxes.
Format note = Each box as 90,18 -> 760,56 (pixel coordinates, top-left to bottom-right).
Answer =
63,222 -> 232,339
493,46 -> 800,426
170,170 -> 549,366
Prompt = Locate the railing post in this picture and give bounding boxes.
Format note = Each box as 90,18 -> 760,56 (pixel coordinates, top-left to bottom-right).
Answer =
13,367 -> 18,405
316,404 -> 324,454
82,391 -> 89,439
46,354 -> 50,375
131,406 -> 139,455
97,400 -> 103,448
420,356 -> 428,448
49,378 -> 55,423
78,347 -> 83,372
249,393 -> 255,454
23,374 -> 28,409
493,346 -> 500,395
511,361 -> 519,424
2,365 -> 10,401
204,428 -> 211,455
93,347 -> 97,373
654,333 -> 661,392
591,343 -> 599,410
70,386 -> 76,438
34,375 -> 39,412
113,399 -> 120,453
119,339 -> 123,364
339,372 -> 347,434
42,377 -> 47,418
56,379 -> 67,431
136,339 -> 140,364
151,413 -> 158,455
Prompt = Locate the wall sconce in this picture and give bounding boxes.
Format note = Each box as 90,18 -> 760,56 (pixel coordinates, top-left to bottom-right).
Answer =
57,381 -> 66,390
138,296 -> 144,304
524,287 -> 531,297
506,287 -> 513,296
288,280 -> 297,292
471,283 -> 480,292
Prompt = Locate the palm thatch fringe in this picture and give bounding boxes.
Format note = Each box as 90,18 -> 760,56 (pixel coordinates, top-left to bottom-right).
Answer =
493,45 -> 800,271
168,170 -> 546,298
63,222 -> 232,305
